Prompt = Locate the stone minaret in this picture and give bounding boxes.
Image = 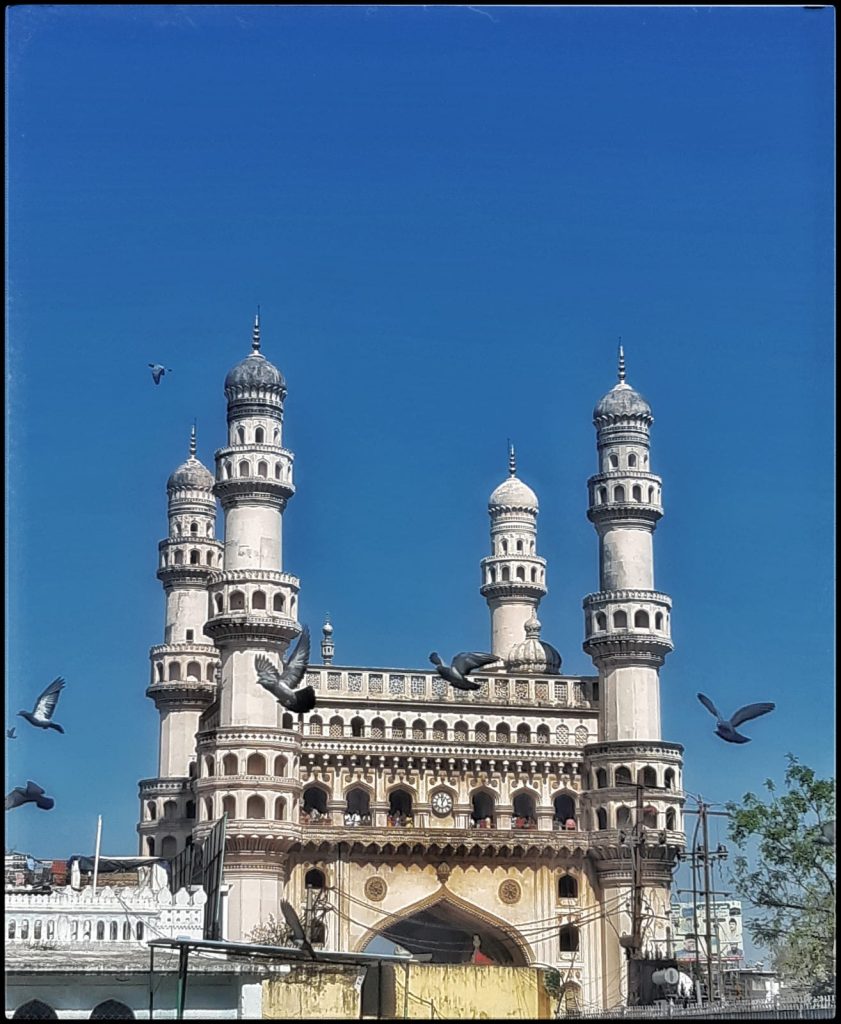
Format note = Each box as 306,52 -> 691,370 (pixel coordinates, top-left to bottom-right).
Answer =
139,426 -> 222,857
480,443 -> 548,661
582,348 -> 683,1007
583,346 -> 673,739
200,314 -> 303,940
321,616 -> 335,665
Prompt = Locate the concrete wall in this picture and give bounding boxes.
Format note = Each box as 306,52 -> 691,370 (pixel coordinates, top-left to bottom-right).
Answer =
263,965 -> 361,1019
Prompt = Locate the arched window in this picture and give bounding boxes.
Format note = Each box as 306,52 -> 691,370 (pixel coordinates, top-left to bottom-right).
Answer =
655,612 -> 664,630
163,800 -> 177,820
146,801 -> 157,821
174,549 -> 184,565
204,755 -> 215,777
634,610 -> 650,629
12,1002 -> 58,1020
206,523 -> 212,537
517,724 -> 531,744
8,920 -> 15,939
305,868 -> 326,890
346,788 -> 370,816
214,593 -> 224,614
273,592 -> 285,612
91,1000 -> 135,1020
609,454 -> 619,468
303,786 -> 329,816
222,753 -> 238,776
613,610 -> 628,629
123,921 -> 131,940
475,722 -> 490,743
488,567 -> 497,583
595,767 -> 608,788
554,794 -> 576,825
224,461 -> 232,479
222,795 -> 236,818
617,805 -> 632,828
275,463 -> 282,479
596,808 -> 608,830
257,461 -> 268,478
155,662 -> 164,682
146,838 -> 155,856
613,485 -> 625,502
96,921 -> 105,940
513,792 -> 536,824
238,460 -> 250,477
252,590 -> 267,611
412,720 -> 426,740
595,612 -> 607,631
190,521 -> 198,535
432,720 -> 447,740
136,922 -> 144,941
189,547 -> 199,564
274,797 -> 286,820
246,752 -> 266,776
186,661 -> 201,680
454,721 -> 468,741
501,566 -> 510,582
33,920 -> 42,941
558,875 -> 578,899
666,808 -> 677,830
230,590 -> 245,611
110,921 -> 118,940
648,485 -> 655,502
161,836 -> 177,858
185,800 -> 196,820
496,723 -> 510,743
329,716 -> 344,737
664,768 -> 675,790
598,487 -> 607,503
392,719 -> 406,739
205,550 -> 213,565
537,725 -> 550,744
632,485 -> 642,501
255,427 -> 265,444
471,790 -> 495,826
640,766 -> 657,787
21,921 -> 30,940
281,712 -> 295,730
615,766 -> 632,786
515,566 -> 526,581
168,662 -> 181,681
204,797 -> 213,820
309,716 -> 323,736
530,567 -> 537,581
559,925 -> 579,952
643,806 -> 658,828
389,789 -> 413,817
501,539 -> 508,554
516,539 -> 523,552
246,794 -> 265,819
274,755 -> 288,776
628,453 -> 637,467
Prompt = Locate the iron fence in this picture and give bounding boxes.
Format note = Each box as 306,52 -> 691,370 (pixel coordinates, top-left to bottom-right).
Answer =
564,996 -> 835,1020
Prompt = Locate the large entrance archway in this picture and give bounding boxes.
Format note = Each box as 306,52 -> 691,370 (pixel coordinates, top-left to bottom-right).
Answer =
360,895 -> 530,965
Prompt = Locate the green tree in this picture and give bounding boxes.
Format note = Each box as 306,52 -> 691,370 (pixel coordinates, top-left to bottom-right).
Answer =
726,755 -> 835,996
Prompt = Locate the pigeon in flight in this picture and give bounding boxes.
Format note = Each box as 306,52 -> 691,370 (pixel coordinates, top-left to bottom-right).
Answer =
18,677 -> 66,733
254,626 -> 315,714
5,781 -> 55,811
429,651 -> 499,691
148,363 -> 173,385
6,727 -> 16,739
697,692 -> 775,744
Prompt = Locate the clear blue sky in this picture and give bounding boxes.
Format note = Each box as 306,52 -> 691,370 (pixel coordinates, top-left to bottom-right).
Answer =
5,5 -> 834,960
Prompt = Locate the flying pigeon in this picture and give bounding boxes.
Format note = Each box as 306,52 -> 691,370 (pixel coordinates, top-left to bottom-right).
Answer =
148,363 -> 173,385
5,781 -> 55,811
696,692 -> 775,744
254,626 -> 315,714
6,727 -> 16,739
814,820 -> 836,847
429,651 -> 499,691
18,677 -> 66,733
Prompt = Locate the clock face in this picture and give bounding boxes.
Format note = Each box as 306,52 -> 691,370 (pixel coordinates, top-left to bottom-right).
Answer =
431,791 -> 453,817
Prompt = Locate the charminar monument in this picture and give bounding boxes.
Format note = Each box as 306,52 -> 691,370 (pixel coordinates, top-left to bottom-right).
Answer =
138,317 -> 684,1010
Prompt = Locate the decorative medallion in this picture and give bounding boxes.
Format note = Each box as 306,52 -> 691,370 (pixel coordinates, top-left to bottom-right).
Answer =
498,879 -> 522,905
365,877 -> 387,902
436,863 -> 451,883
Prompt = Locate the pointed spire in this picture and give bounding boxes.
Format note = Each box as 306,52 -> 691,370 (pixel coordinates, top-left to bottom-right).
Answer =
617,340 -> 626,384
508,439 -> 517,477
252,306 -> 261,353
189,421 -> 197,459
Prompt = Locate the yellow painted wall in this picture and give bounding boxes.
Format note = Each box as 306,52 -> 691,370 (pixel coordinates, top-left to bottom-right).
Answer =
263,965 -> 361,1019
394,965 -> 552,1020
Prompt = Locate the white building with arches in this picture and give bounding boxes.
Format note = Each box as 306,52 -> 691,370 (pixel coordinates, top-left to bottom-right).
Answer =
137,323 -> 685,1010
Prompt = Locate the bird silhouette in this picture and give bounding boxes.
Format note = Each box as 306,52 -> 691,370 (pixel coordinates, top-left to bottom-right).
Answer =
6,727 -> 16,739
697,692 -> 775,744
5,781 -> 55,811
254,626 -> 315,714
18,677 -> 66,733
148,363 -> 173,385
429,651 -> 498,691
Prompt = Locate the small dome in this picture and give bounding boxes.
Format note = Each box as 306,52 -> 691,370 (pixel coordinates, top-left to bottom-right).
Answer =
506,614 -> 562,674
593,381 -> 652,422
167,456 -> 214,493
322,619 -> 334,636
224,315 -> 286,398
489,476 -> 538,512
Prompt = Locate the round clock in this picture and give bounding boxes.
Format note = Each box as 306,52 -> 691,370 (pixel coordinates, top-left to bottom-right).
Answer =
431,791 -> 453,817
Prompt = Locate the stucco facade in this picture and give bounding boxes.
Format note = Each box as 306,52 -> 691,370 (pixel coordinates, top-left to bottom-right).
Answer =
137,324 -> 685,1010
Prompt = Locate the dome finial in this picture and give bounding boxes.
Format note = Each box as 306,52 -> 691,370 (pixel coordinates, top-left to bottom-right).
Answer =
508,438 -> 516,477
252,306 -> 261,353
617,339 -> 626,384
189,420 -> 197,459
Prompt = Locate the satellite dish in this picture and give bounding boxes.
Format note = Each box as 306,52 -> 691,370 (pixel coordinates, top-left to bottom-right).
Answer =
652,967 -> 680,987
